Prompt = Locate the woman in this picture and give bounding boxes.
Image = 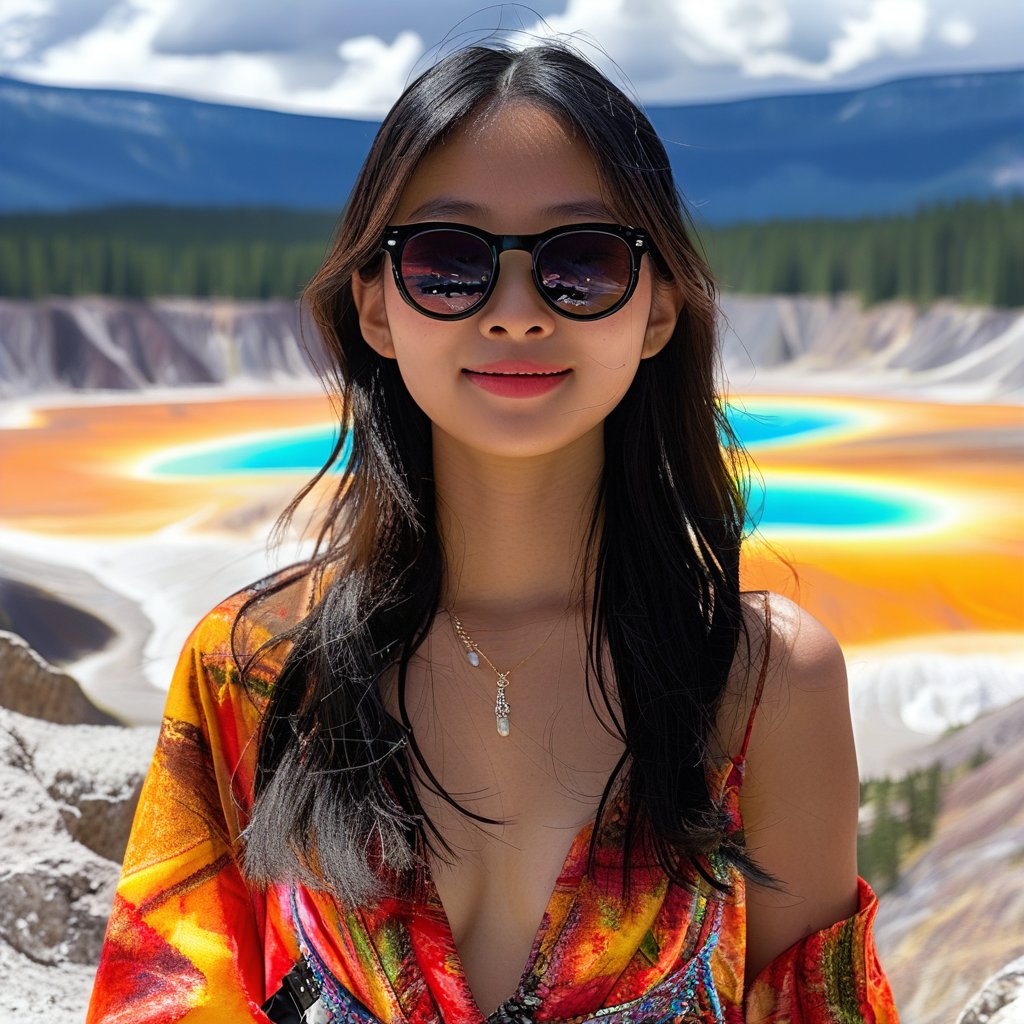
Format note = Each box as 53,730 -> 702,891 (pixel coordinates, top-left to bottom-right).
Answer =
87,43 -> 898,1023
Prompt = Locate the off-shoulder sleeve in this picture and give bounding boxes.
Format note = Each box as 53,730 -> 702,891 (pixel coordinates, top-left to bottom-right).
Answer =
86,606 -> 274,1024
743,877 -> 900,1023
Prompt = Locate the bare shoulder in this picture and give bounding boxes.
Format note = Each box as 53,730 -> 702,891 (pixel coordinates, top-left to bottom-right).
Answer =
728,592 -> 860,980
741,590 -> 852,761
717,592 -> 847,756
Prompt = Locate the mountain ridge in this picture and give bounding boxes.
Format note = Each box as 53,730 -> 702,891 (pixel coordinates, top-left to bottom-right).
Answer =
4,68 -> 1022,223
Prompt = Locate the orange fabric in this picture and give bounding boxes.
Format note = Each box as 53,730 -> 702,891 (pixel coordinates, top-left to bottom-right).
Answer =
87,585 -> 898,1022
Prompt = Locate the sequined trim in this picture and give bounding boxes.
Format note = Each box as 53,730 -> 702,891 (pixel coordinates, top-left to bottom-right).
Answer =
290,886 -> 382,1024
485,932 -> 724,1024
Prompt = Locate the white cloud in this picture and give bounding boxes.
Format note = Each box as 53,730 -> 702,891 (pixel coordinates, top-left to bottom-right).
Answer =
526,0 -> 795,73
520,0 -> 932,92
147,0 -> 565,57
9,0 -> 289,106
938,16 -> 976,47
290,31 -> 424,117
673,0 -> 794,66
0,0 -> 54,61
0,0 -> 425,116
0,0 -> 124,60
826,0 -> 929,72
0,0 -> 1019,117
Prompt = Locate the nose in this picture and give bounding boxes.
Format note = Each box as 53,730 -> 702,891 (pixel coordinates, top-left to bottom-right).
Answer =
476,251 -> 556,340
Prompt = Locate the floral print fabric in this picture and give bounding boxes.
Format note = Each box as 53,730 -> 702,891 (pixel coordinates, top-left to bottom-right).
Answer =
86,587 -> 899,1023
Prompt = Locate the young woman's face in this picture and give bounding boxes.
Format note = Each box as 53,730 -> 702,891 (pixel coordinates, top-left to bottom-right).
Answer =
353,102 -> 681,460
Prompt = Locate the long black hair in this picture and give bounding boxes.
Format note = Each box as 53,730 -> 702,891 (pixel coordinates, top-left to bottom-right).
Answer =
235,41 -> 768,905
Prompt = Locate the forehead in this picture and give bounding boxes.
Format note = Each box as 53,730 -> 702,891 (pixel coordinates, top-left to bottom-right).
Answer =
393,102 -> 616,228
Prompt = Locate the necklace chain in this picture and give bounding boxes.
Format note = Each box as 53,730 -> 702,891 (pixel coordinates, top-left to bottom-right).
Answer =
448,609 -> 564,737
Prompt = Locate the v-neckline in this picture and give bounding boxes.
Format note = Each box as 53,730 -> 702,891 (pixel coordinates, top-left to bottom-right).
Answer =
416,811 -> 603,1023
403,758 -> 738,1023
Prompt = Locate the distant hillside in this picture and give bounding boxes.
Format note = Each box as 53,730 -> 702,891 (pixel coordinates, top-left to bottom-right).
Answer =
1,76 -> 375,213
874,699 -> 1024,1024
648,68 -> 1024,222
2,68 -> 1022,223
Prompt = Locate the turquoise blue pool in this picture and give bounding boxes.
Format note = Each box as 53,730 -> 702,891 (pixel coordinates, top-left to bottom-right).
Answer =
725,402 -> 862,448
150,403 -> 936,533
742,476 -> 933,532
156,427 -> 354,476
153,403 -> 851,476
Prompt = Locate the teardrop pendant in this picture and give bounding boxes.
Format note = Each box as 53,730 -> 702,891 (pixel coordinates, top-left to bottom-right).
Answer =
494,676 -> 510,738
466,649 -> 480,667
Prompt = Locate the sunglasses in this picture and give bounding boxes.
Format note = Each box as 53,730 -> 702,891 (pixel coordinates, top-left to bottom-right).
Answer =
381,222 -> 653,321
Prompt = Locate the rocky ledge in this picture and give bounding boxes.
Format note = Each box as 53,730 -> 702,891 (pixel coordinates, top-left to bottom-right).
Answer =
0,294 -> 1020,401
957,956 -> 1024,1024
0,631 -> 157,1021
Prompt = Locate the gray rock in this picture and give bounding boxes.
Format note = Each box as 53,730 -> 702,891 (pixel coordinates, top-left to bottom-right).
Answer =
0,296 -> 327,395
717,293 -> 1023,400
0,706 -> 157,967
0,632 -> 158,1013
27,712 -> 157,863
0,938 -> 97,1023
0,631 -> 119,726
0,625 -> 162,1015
957,956 -> 1024,1024
0,722 -> 115,966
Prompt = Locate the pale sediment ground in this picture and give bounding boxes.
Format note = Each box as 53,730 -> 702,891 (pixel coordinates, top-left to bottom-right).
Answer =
847,634 -> 1024,778
0,551 -> 154,722
0,529 -> 310,723
723,363 -> 1024,406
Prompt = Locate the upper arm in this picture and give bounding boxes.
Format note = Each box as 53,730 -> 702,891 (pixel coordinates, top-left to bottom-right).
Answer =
735,593 -> 860,983
86,610 -> 273,1022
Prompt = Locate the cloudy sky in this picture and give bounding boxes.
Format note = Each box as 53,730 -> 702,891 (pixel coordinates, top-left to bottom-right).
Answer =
0,0 -> 1019,119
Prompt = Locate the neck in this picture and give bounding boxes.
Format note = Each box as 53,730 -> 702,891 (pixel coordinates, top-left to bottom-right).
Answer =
434,425 -> 603,625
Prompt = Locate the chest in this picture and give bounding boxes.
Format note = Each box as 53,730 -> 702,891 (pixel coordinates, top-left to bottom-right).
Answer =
380,638 -> 627,1013
373,624 -> 747,1017
278,787 -> 737,1022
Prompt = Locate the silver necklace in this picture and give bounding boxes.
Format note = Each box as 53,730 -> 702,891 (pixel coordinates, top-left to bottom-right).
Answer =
448,609 -> 564,737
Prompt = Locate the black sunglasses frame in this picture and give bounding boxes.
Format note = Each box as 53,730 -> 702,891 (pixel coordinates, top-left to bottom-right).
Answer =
381,221 -> 653,322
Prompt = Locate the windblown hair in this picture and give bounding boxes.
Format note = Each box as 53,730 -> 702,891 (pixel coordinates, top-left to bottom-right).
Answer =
235,42 -> 768,905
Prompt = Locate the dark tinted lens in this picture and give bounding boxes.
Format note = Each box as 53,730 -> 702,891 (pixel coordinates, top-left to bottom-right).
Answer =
399,229 -> 494,316
536,231 -> 631,316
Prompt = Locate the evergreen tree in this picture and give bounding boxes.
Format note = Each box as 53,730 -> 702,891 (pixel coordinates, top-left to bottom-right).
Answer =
1,199 -> 1020,304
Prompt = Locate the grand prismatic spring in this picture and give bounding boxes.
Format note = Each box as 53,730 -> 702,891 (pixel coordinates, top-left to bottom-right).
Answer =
0,388 -> 1020,767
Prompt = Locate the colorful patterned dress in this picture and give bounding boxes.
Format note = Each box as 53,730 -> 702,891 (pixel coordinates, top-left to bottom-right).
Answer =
86,586 -> 899,1023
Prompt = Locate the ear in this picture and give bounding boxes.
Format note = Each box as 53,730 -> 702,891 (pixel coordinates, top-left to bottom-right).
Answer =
350,267 -> 396,359
641,277 -> 684,360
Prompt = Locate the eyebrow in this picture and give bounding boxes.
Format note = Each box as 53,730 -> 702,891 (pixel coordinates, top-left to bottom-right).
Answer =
403,197 -> 619,222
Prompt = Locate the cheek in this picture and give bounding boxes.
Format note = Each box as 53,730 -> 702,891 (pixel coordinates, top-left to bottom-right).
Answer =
576,302 -> 650,376
390,342 -> 446,411
383,296 -> 457,416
